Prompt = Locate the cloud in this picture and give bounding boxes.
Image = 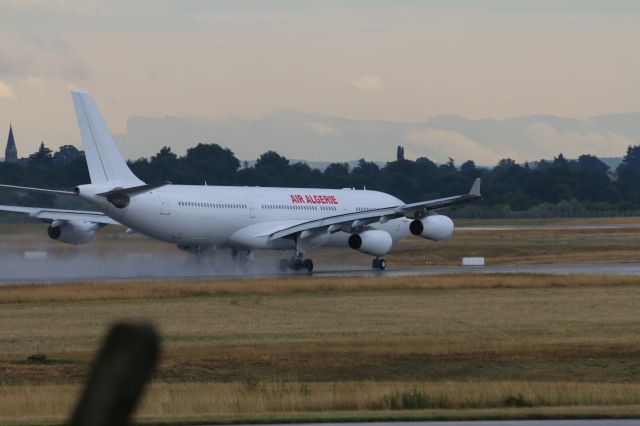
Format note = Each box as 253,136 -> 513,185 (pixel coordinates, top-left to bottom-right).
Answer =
525,123 -> 633,159
0,37 -> 88,80
405,127 -> 504,164
350,75 -> 383,91
0,81 -> 15,99
22,77 -> 45,88
303,122 -> 340,136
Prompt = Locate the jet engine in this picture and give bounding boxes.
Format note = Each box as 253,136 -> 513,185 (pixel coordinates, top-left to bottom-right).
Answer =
348,229 -> 393,256
47,220 -> 97,245
409,214 -> 454,241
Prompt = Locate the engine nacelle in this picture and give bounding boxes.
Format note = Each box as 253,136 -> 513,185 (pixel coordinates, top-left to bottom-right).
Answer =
409,215 -> 454,241
47,221 -> 97,245
348,230 -> 393,257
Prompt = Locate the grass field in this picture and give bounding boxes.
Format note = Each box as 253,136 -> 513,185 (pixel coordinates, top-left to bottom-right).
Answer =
2,274 -> 640,423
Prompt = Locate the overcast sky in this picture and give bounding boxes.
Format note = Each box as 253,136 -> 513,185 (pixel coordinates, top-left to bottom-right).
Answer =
1,0 -> 639,163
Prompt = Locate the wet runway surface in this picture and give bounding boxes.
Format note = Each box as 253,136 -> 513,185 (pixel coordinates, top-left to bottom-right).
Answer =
3,255 -> 640,283
316,262 -> 640,277
3,220 -> 640,283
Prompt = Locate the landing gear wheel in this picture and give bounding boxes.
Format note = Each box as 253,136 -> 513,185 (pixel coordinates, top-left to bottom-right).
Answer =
290,257 -> 303,271
301,258 -> 314,273
280,256 -> 313,273
372,258 -> 387,270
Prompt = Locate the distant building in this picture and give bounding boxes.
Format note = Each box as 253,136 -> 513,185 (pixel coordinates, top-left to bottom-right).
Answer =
5,124 -> 17,162
396,145 -> 405,161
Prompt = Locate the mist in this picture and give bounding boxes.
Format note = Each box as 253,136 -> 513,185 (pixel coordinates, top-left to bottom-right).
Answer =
0,248 -> 291,284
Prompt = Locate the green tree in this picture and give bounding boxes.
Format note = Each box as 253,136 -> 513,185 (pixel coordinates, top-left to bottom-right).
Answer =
53,145 -> 82,163
322,163 -> 351,188
615,146 -> 640,203
29,142 -> 53,164
253,151 -> 290,186
183,143 -> 240,185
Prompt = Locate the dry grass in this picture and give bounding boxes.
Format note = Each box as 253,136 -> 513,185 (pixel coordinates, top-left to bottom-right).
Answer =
2,275 -> 640,366
3,380 -> 640,423
455,216 -> 640,226
1,238 -> 640,423
2,273 -> 640,304
388,227 -> 640,266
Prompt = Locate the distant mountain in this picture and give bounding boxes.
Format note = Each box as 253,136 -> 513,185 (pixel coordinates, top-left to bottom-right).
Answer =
599,157 -> 623,172
115,110 -> 640,167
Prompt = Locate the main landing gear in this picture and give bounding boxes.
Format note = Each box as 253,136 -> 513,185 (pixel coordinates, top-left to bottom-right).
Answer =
279,255 -> 314,274
372,257 -> 387,270
231,248 -> 254,270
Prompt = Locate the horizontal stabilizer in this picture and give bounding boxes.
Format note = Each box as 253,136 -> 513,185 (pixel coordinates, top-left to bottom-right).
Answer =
0,184 -> 76,196
97,181 -> 171,197
97,181 -> 171,209
0,204 -> 120,224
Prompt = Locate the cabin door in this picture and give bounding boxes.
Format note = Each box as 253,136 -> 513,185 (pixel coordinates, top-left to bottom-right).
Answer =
160,195 -> 171,215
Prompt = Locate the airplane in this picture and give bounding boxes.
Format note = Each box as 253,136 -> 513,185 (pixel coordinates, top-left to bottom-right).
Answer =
0,92 -> 481,273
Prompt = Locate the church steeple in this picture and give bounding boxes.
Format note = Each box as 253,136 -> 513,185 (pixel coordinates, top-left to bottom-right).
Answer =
5,124 -> 18,162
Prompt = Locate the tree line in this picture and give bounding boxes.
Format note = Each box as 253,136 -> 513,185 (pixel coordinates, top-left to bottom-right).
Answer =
3,141 -> 640,218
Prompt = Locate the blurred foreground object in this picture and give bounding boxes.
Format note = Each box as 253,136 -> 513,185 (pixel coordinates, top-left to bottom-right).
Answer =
70,322 -> 160,426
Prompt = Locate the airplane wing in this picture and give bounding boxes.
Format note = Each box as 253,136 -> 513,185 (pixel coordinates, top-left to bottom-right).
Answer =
267,178 -> 481,240
0,205 -> 120,224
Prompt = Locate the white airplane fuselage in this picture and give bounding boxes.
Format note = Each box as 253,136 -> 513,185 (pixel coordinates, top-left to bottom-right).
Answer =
81,184 -> 411,251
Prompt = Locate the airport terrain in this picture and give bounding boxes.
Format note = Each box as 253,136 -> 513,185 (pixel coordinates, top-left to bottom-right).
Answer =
1,218 -> 640,424
2,216 -> 640,273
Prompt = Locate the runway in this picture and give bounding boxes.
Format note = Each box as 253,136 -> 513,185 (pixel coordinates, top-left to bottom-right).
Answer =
3,254 -> 640,283
316,262 -> 640,277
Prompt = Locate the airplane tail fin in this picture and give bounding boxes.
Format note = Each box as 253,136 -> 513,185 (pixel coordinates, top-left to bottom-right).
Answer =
71,91 -> 143,185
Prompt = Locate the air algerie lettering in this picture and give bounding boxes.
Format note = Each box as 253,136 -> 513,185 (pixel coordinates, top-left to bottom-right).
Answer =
290,194 -> 338,204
